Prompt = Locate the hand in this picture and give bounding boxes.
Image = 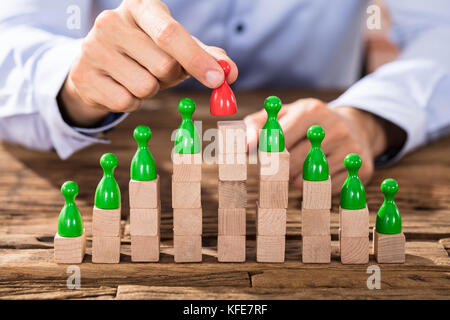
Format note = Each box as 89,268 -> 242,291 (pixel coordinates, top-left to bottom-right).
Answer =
245,98 -> 388,194
59,0 -> 238,127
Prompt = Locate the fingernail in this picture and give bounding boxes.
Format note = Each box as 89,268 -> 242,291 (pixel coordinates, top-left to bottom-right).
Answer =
205,70 -> 224,88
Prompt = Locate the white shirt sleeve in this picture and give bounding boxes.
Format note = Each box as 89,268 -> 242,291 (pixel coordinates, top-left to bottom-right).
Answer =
330,0 -> 450,164
0,1 -> 127,160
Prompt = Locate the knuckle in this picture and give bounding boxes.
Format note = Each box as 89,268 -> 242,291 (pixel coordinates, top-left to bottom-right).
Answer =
306,99 -> 326,114
134,73 -> 158,98
154,20 -> 180,47
154,57 -> 178,77
111,92 -> 136,111
94,10 -> 119,31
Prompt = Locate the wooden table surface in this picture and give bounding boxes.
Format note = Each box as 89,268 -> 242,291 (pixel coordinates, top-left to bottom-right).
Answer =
0,89 -> 449,300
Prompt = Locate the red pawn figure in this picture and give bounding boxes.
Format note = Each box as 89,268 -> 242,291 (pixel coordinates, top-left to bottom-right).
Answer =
210,60 -> 237,116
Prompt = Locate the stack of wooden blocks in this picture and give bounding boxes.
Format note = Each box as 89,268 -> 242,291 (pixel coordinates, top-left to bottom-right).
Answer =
129,176 -> 161,262
340,206 -> 369,264
301,178 -> 331,263
172,151 -> 203,263
217,121 -> 247,262
257,149 -> 290,263
92,206 -> 121,264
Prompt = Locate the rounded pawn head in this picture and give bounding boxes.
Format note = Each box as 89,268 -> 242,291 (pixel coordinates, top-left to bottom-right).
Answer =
178,98 -> 196,119
133,125 -> 151,146
381,178 -> 399,199
61,181 -> 78,200
217,60 -> 230,76
264,96 -> 282,117
344,153 -> 362,173
307,125 -> 325,146
100,153 -> 118,172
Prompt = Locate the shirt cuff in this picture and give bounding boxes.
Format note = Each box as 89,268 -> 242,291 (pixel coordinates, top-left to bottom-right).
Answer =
329,70 -> 429,165
32,38 -> 127,159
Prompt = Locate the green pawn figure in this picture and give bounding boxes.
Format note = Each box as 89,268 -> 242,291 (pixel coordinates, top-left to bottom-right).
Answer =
174,98 -> 201,154
340,153 -> 366,210
258,96 -> 285,152
302,125 -> 329,181
95,153 -> 121,209
376,179 -> 402,234
57,181 -> 84,237
130,125 -> 157,181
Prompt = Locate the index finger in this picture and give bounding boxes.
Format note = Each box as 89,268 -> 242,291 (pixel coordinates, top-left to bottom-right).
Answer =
129,1 -> 225,88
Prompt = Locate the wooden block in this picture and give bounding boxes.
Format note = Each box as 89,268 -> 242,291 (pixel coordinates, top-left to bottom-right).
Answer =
129,176 -> 160,209
218,163 -> 247,181
54,232 -> 86,264
258,149 -> 290,181
340,235 -> 369,264
173,208 -> 202,235
130,207 -> 160,236
92,235 -> 121,264
172,179 -> 201,209
174,235 -> 202,263
301,208 -> 330,236
302,178 -> 331,209
131,235 -> 160,262
374,229 -> 405,264
217,152 -> 247,166
217,120 -> 246,154
302,235 -> 331,263
172,152 -> 202,182
258,180 -> 288,209
256,235 -> 285,263
92,207 -> 121,237
218,180 -> 247,208
217,235 -> 246,262
339,206 -> 369,237
218,208 -> 246,236
256,204 -> 286,236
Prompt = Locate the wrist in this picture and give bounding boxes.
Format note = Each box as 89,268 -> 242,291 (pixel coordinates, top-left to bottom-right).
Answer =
335,106 -> 388,158
58,77 -> 109,128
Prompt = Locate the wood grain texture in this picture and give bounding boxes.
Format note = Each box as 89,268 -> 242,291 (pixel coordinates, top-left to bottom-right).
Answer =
218,208 -> 246,236
217,235 -> 246,262
173,208 -> 202,235
92,236 -> 121,264
172,154 -> 202,182
301,208 -> 330,236
218,180 -> 247,208
256,205 -> 286,236
130,207 -> 160,236
173,235 -> 202,263
171,179 -> 201,209
0,89 -> 448,299
374,229 -> 405,264
339,206 -> 369,237
340,235 -> 369,265
131,235 -> 159,262
129,177 -> 160,209
54,233 -> 86,264
258,180 -> 289,209
302,235 -> 331,264
302,178 -> 331,209
218,163 -> 247,181
92,207 -> 121,237
256,236 -> 285,263
258,149 -> 290,181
